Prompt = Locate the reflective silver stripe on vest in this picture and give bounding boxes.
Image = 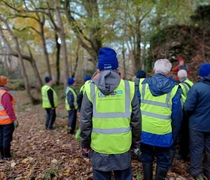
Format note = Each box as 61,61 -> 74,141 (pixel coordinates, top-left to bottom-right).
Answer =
0,105 -> 4,110
92,127 -> 131,134
0,91 -> 14,113
42,100 -> 50,102
141,83 -> 172,108
90,80 -> 131,118
0,115 -> 9,119
141,110 -> 171,120
181,83 -> 189,94
141,100 -> 172,108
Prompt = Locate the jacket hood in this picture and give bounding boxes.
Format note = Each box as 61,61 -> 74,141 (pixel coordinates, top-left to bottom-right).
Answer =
92,70 -> 121,95
201,75 -> 210,85
143,73 -> 176,96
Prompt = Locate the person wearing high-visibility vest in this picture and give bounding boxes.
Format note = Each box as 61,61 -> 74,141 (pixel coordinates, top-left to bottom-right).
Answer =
134,70 -> 146,103
65,78 -> 78,134
80,47 -> 141,180
41,77 -> 58,130
139,59 -> 183,180
0,76 -> 18,160
173,69 -> 194,161
184,63 -> 210,180
77,75 -> 91,112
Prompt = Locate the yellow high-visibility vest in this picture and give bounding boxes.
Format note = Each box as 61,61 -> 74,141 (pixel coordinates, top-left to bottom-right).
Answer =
85,80 -> 135,154
41,85 -> 58,108
180,79 -> 194,104
139,82 -> 179,146
65,86 -> 78,110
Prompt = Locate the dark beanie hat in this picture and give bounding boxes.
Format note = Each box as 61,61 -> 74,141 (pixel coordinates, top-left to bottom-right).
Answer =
198,63 -> 210,77
84,75 -> 91,82
68,78 -> 75,85
45,76 -> 52,83
136,70 -> 146,78
97,47 -> 118,70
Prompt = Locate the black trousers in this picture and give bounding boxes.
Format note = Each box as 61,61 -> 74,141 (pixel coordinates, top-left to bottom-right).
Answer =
93,166 -> 132,180
0,123 -> 14,148
140,143 -> 171,169
189,129 -> 210,179
179,116 -> 189,158
68,109 -> 77,134
45,108 -> 56,129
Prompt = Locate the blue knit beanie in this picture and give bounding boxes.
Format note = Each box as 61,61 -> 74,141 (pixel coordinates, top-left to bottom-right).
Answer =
67,78 -> 75,85
84,75 -> 91,82
45,76 -> 52,83
198,63 -> 210,77
97,47 -> 118,70
136,70 -> 146,78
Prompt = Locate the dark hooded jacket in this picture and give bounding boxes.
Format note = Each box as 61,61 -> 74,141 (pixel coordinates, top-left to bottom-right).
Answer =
80,70 -> 141,171
184,75 -> 210,132
141,73 -> 183,146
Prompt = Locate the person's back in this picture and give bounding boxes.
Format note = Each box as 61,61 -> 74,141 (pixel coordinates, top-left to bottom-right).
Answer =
185,74 -> 210,132
178,69 -> 194,103
174,69 -> 194,160
139,59 -> 183,180
41,77 -> 57,130
77,75 -> 91,112
65,78 -> 78,134
134,70 -> 146,103
140,73 -> 179,146
184,63 -> 210,180
80,47 -> 141,180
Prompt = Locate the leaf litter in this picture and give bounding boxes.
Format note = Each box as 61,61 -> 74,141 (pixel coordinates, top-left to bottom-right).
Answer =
0,91 -> 194,179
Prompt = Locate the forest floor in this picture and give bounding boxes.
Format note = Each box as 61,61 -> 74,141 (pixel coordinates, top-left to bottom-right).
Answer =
0,90 -> 195,180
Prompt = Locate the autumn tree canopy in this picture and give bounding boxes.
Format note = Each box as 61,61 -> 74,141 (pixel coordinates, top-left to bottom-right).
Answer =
0,0 -> 209,99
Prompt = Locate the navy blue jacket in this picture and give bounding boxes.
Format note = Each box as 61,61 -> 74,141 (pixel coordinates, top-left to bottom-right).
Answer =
184,75 -> 210,132
67,87 -> 77,109
141,74 -> 183,144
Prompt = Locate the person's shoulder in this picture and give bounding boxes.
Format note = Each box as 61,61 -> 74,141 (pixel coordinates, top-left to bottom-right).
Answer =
188,81 -> 201,91
1,90 -> 9,95
1,91 -> 11,99
133,78 -> 140,85
124,79 -> 135,85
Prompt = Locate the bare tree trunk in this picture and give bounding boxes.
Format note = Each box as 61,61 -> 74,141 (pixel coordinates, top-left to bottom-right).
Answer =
86,0 -> 102,57
72,44 -> 80,78
122,45 -> 126,79
64,0 -> 101,64
39,15 -> 52,77
52,0 -> 69,88
133,19 -> 141,73
0,28 -> 43,91
55,33 -> 61,85
28,47 -> 43,88
14,37 -> 34,103
0,16 -> 37,104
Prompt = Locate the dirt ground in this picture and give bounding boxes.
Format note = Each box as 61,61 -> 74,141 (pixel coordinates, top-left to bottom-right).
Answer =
0,91 -> 194,180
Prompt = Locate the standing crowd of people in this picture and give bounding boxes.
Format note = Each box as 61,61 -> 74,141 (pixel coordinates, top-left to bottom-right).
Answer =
0,47 -> 210,180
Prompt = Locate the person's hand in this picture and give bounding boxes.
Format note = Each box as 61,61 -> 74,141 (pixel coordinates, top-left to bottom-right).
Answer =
131,148 -> 140,157
134,148 -> 140,156
13,120 -> 19,129
83,148 -> 90,154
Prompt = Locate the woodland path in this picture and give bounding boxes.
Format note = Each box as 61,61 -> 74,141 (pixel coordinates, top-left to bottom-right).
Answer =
0,91 -> 194,180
